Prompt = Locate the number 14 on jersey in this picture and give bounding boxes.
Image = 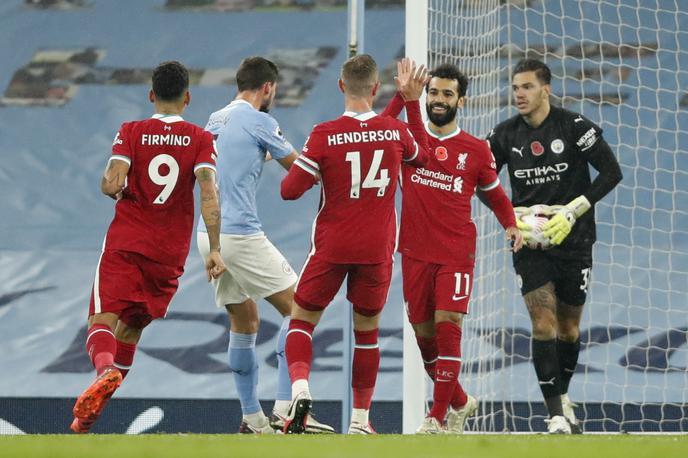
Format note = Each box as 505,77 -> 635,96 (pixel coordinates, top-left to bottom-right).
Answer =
345,149 -> 390,199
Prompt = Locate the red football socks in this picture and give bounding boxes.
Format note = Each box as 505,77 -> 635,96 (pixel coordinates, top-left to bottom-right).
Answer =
85,324 -> 117,375
428,322 -> 462,423
416,333 -> 467,408
352,328 -> 380,409
114,340 -> 136,379
415,335 -> 438,379
285,319 -> 315,383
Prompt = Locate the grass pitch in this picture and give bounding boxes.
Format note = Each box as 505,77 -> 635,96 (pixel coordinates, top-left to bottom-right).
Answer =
1,434 -> 686,458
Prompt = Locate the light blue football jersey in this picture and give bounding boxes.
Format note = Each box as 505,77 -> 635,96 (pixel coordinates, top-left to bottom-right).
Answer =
198,99 -> 294,235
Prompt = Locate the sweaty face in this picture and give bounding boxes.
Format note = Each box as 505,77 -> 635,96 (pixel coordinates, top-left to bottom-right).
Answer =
511,71 -> 549,117
425,77 -> 461,127
260,83 -> 277,113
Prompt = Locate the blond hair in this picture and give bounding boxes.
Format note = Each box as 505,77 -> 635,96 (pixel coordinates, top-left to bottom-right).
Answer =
341,54 -> 378,97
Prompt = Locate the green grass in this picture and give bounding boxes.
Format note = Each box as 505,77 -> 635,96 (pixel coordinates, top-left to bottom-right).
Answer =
1,434 -> 686,458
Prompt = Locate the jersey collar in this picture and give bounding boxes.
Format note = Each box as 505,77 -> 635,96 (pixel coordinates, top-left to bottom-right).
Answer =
343,110 -> 377,121
425,122 -> 461,140
152,113 -> 184,123
228,99 -> 254,109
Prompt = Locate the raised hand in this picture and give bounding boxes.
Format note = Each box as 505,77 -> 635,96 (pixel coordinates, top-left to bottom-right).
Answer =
395,57 -> 429,102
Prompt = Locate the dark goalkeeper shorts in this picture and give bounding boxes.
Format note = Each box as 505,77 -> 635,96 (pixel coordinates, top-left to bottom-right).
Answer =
513,248 -> 592,305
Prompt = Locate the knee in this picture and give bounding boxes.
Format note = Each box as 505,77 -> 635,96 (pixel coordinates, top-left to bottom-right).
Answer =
531,315 -> 557,340
412,320 -> 435,339
435,310 -> 463,327
557,322 -> 580,342
116,327 -> 142,344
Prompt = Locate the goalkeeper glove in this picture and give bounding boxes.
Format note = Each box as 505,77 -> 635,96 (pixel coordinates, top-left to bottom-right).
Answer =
542,196 -> 591,245
514,207 -> 534,245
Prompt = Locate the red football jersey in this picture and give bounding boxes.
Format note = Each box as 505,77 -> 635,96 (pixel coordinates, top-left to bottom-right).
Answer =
105,114 -> 217,266
399,126 -> 499,267
292,111 -> 422,264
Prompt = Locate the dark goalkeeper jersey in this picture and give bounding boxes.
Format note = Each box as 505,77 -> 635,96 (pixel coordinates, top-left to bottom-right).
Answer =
487,106 -> 610,255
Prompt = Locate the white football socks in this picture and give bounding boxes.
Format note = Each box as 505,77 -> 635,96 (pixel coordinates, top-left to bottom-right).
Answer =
351,408 -> 369,425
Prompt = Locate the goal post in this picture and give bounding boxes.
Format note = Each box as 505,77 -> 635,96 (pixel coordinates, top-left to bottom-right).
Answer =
405,0 -> 688,433
402,0 -> 429,435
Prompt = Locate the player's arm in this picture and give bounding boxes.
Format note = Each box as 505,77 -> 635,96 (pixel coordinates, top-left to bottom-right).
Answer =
543,129 -> 623,245
101,158 -> 129,200
275,149 -> 299,171
381,92 -> 405,119
281,154 -> 319,200
382,58 -> 428,119
195,166 -> 226,280
477,140 -> 523,251
481,181 -> 523,252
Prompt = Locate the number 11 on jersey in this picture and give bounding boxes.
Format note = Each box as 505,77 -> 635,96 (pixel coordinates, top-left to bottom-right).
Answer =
345,149 -> 390,199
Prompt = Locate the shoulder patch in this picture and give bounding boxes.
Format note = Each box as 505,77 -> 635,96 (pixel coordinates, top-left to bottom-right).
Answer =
576,127 -> 598,151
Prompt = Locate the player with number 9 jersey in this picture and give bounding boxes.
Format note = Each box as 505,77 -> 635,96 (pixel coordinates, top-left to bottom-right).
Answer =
106,115 -> 217,267
72,61 -> 225,436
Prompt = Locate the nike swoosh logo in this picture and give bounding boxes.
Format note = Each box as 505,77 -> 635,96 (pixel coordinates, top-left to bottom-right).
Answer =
574,116 -> 583,123
538,377 -> 556,386
452,295 -> 467,301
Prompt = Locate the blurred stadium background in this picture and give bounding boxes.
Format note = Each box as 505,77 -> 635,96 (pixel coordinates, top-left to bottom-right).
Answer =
0,0 -> 686,435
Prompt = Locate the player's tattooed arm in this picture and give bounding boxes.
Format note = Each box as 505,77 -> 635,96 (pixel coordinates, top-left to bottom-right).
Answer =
101,158 -> 130,200
196,167 -> 226,281
195,167 -> 221,252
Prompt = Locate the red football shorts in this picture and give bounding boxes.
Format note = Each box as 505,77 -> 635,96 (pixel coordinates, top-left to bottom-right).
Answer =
402,255 -> 474,324
88,249 -> 184,328
295,255 -> 393,317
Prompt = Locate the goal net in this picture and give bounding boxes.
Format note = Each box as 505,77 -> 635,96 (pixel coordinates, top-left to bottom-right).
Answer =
405,0 -> 688,433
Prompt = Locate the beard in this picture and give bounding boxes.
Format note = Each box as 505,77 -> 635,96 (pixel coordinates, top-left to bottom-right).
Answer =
426,102 -> 458,127
259,101 -> 271,113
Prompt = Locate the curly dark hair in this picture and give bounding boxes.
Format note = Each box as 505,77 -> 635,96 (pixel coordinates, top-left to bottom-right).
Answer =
427,64 -> 469,98
152,61 -> 189,102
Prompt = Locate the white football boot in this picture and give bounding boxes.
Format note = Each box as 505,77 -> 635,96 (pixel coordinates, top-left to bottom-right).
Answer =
545,415 -> 572,434
561,394 -> 583,434
348,422 -> 377,434
416,416 -> 446,434
445,395 -> 478,434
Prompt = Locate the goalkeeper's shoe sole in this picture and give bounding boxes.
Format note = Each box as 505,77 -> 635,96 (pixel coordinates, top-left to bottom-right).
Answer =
70,367 -> 122,433
283,393 -> 312,434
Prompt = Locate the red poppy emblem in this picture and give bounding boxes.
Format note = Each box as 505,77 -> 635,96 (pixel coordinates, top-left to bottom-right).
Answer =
435,146 -> 448,161
531,141 -> 545,156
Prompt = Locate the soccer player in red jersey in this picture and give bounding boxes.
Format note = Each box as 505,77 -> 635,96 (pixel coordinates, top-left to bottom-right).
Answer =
69,61 -> 226,433
383,63 -> 523,433
280,55 -> 429,434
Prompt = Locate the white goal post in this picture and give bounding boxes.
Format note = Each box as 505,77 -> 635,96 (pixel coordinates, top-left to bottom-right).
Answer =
404,0 -> 688,433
